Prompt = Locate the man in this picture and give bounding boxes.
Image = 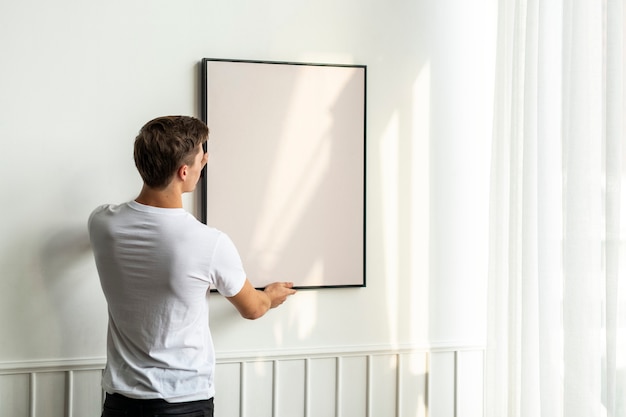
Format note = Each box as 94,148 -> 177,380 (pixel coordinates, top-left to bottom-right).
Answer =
88,115 -> 296,416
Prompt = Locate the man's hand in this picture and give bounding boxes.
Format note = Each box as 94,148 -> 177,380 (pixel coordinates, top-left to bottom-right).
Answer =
227,280 -> 296,320
264,282 -> 297,308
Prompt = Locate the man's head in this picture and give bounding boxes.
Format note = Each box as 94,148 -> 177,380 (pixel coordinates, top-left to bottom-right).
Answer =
134,116 -> 209,189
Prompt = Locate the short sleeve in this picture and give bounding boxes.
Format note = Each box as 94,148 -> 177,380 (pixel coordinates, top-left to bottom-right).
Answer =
210,233 -> 247,297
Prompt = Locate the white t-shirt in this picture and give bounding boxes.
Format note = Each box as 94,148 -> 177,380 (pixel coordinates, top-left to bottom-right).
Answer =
88,201 -> 246,402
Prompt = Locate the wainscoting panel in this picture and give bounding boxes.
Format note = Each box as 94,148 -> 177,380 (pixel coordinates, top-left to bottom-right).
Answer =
0,345 -> 484,417
275,359 -> 306,417
369,354 -> 398,417
398,352 -> 428,417
70,370 -> 105,417
338,355 -> 368,417
242,361 -> 273,417
456,350 -> 484,417
0,373 -> 30,416
34,371 -> 66,417
308,358 -> 337,417
429,351 -> 457,417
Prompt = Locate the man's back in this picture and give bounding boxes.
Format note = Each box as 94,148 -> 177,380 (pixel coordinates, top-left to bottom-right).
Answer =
88,200 -> 246,401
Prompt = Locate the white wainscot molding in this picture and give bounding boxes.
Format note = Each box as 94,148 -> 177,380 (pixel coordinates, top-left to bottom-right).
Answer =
0,343 -> 485,417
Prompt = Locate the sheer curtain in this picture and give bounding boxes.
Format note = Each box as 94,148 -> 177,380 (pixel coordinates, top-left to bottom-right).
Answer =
486,0 -> 624,416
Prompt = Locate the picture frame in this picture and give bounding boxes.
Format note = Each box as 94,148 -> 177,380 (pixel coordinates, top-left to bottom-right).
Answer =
200,58 -> 366,289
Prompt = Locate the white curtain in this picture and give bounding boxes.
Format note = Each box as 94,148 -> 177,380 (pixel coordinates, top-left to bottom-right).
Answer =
486,0 -> 625,416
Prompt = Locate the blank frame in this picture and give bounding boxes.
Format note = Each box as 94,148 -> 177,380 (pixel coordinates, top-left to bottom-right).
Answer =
200,58 -> 366,289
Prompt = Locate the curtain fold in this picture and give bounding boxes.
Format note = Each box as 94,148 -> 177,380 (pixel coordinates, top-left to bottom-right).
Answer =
486,0 -> 624,416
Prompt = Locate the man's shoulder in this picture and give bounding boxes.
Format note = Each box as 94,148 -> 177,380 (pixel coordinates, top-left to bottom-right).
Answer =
87,202 -> 133,230
89,202 -> 127,219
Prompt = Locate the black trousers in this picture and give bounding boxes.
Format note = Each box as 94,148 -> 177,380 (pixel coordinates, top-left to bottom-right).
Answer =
102,393 -> 214,417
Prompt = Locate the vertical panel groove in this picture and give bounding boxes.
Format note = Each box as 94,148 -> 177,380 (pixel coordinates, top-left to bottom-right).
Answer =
454,351 -> 459,417
29,373 -> 36,417
396,354 -> 402,417
426,352 -> 431,417
304,358 -> 310,417
67,370 -> 74,417
366,355 -> 372,417
336,357 -> 342,417
272,360 -> 277,417
240,362 -> 245,417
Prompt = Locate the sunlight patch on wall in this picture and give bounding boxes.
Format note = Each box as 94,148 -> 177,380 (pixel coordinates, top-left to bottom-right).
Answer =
292,276 -> 320,340
243,67 -> 355,280
410,62 -> 431,345
247,121 -> 332,277
381,111 -> 400,345
380,62 -> 432,348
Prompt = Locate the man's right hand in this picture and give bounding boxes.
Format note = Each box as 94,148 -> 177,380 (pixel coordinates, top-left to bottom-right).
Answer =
264,282 -> 297,308
227,279 -> 296,320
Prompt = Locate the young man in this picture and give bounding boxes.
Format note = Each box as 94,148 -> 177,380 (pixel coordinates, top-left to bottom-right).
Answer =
88,116 -> 296,416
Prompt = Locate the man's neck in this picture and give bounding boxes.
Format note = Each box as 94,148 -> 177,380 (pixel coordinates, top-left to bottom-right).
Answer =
135,185 -> 183,208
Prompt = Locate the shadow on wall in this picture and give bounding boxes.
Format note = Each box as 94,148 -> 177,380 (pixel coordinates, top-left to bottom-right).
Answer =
38,224 -> 106,360
0,224 -> 105,362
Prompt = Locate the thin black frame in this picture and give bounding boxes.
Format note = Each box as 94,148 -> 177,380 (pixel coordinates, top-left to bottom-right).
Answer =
199,58 -> 366,289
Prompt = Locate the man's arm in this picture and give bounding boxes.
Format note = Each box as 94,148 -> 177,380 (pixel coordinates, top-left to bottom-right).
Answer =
227,279 -> 296,320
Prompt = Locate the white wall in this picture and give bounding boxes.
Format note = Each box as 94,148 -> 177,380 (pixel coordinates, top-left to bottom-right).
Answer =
0,0 -> 496,412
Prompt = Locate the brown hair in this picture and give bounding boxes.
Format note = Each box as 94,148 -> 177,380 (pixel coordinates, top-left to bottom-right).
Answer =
133,116 -> 209,188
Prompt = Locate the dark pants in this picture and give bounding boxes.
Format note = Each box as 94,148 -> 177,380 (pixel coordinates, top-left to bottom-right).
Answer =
102,393 -> 214,417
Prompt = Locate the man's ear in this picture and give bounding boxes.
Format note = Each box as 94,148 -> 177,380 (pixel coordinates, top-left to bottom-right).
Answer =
177,164 -> 188,181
